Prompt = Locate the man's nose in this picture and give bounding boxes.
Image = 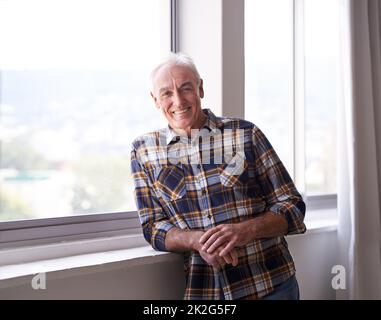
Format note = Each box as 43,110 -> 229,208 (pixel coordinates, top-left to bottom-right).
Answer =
172,90 -> 184,107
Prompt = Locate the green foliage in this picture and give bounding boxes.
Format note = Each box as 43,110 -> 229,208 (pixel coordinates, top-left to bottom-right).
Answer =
1,138 -> 54,171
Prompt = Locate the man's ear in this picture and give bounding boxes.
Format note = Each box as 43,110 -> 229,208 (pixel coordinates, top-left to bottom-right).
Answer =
150,91 -> 160,109
199,79 -> 204,99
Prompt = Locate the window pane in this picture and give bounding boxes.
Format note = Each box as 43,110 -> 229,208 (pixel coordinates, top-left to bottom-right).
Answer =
245,0 -> 294,177
0,0 -> 169,221
305,0 -> 339,195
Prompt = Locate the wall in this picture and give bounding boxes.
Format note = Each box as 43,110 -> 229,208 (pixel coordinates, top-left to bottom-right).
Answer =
0,256 -> 186,300
287,229 -> 338,299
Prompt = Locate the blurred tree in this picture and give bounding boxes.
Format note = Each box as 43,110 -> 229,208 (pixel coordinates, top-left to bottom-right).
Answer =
1,138 -> 54,171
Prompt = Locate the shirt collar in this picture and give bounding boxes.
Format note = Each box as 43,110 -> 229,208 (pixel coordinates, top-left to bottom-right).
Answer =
165,108 -> 222,145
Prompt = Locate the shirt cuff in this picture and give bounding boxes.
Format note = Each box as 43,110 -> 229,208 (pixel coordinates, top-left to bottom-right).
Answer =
151,220 -> 176,251
268,202 -> 306,235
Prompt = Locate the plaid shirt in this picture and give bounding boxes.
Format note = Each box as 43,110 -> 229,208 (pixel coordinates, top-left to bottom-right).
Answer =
131,109 -> 306,300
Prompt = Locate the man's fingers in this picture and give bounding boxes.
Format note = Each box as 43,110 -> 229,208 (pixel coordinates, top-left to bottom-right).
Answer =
222,251 -> 232,265
201,232 -> 221,251
219,242 -> 235,258
199,228 -> 219,244
216,256 -> 226,268
229,249 -> 239,266
206,236 -> 226,254
219,249 -> 238,267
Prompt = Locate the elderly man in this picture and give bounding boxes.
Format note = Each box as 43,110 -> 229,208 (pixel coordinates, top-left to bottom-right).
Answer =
131,53 -> 306,300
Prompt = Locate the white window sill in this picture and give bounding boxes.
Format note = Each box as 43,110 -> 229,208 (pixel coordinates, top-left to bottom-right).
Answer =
304,207 -> 338,234
305,218 -> 338,233
0,208 -> 337,284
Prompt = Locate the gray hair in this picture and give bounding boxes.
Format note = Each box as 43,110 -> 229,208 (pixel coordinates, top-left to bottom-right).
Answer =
150,52 -> 201,91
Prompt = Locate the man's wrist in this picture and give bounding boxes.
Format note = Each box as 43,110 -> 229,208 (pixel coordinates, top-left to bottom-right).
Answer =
165,228 -> 204,252
189,230 -> 204,251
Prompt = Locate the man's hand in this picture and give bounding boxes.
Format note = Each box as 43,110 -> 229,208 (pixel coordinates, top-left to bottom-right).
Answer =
199,213 -> 289,257
199,221 -> 254,257
165,227 -> 239,269
198,245 -> 239,269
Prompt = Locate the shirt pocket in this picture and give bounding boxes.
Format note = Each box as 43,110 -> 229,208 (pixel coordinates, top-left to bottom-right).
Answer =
153,165 -> 187,201
219,156 -> 249,188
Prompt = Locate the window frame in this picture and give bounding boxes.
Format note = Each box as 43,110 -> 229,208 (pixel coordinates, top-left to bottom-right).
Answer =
244,0 -> 338,208
0,211 -> 142,248
293,0 -> 338,215
0,0 -> 176,247
306,194 -> 337,211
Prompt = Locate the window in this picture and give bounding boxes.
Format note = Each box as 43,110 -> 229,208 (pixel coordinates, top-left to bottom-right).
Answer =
304,0 -> 339,195
245,0 -> 294,177
245,0 -> 340,202
0,0 -> 171,222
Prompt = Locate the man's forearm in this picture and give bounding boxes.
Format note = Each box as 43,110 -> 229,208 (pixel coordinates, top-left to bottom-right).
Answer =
165,227 -> 204,252
241,211 -> 288,241
165,212 -> 287,254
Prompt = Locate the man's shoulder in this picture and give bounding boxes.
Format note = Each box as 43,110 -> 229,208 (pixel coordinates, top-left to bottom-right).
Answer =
131,128 -> 167,151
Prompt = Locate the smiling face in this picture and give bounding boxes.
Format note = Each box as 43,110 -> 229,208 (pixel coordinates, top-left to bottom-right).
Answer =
151,64 -> 206,136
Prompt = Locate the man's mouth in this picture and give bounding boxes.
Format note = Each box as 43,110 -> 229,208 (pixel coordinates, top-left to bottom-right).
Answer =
172,107 -> 191,115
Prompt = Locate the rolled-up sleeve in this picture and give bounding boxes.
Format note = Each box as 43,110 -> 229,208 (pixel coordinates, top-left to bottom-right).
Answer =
131,147 -> 175,251
252,127 -> 306,235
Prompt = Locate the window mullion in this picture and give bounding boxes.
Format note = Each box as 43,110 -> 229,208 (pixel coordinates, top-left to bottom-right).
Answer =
293,0 -> 306,196
170,0 -> 179,52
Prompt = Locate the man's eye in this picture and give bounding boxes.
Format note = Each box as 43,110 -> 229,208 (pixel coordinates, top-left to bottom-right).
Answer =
162,91 -> 171,97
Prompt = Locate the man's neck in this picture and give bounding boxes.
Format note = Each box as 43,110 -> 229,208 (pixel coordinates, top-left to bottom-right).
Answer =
172,112 -> 208,137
